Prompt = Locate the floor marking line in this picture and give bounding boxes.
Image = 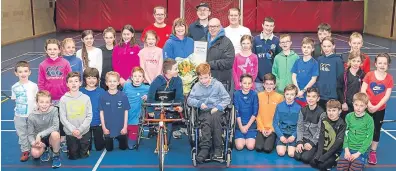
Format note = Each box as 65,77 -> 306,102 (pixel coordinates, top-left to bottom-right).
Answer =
1,120 -> 14,122
381,128 -> 396,141
1,52 -> 29,63
1,98 -> 9,103
93,149 -> 107,171
333,33 -> 390,49
1,130 -> 16,132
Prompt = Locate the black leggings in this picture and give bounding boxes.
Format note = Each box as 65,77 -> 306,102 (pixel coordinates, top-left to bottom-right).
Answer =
104,134 -> 128,151
89,126 -> 105,151
369,109 -> 385,142
255,132 -> 276,153
311,155 -> 337,170
295,145 -> 317,164
66,132 -> 90,160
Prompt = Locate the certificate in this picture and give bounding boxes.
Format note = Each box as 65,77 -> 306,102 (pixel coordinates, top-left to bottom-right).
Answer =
194,41 -> 208,62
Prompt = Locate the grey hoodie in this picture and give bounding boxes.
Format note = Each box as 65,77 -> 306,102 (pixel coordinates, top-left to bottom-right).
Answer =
59,91 -> 92,136
27,106 -> 59,144
187,78 -> 231,111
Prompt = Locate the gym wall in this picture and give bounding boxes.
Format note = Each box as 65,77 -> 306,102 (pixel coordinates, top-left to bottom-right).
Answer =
364,0 -> 396,40
1,0 -> 56,45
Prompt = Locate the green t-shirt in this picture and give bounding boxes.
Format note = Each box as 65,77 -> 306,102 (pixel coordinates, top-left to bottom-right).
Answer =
343,112 -> 374,154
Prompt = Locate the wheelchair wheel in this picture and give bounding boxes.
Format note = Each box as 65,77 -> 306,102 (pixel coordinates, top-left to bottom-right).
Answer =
159,128 -> 165,171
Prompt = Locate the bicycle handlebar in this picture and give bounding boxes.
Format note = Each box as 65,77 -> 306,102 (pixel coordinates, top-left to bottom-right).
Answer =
144,118 -> 184,123
143,102 -> 182,107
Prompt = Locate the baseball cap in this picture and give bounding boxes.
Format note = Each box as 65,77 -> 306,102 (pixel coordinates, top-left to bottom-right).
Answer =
196,2 -> 210,10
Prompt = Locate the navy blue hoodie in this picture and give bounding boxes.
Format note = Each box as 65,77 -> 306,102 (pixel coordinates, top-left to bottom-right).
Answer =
317,54 -> 344,100
147,75 -> 184,112
163,34 -> 194,59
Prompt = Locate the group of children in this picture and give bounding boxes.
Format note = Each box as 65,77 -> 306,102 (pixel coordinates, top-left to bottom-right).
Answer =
10,12 -> 394,170
230,18 -> 393,171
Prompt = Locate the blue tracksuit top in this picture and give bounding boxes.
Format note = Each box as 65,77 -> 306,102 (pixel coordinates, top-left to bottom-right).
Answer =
273,101 -> 301,138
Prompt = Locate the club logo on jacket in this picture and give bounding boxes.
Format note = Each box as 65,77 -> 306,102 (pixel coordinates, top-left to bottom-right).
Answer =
46,66 -> 64,79
320,63 -> 330,72
117,101 -> 123,108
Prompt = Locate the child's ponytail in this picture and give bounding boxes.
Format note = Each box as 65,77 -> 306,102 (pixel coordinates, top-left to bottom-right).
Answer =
81,30 -> 93,68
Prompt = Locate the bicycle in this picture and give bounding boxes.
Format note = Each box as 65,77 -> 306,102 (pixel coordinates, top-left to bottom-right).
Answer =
142,91 -> 185,171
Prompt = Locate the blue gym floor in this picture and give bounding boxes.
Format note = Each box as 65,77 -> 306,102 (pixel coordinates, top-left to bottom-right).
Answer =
1,32 -> 396,170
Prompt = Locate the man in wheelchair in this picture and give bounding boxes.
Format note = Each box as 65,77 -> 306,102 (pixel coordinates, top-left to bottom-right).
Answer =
147,59 -> 184,147
187,63 -> 231,163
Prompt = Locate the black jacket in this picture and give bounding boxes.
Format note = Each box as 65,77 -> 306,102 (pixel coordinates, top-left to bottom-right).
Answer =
337,68 -> 365,105
202,30 -> 235,88
314,117 -> 346,162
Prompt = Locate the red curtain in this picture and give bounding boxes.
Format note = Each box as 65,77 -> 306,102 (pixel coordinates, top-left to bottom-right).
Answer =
56,0 -> 363,32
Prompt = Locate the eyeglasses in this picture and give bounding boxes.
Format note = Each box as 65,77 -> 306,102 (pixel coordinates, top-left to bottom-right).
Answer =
208,25 -> 220,29
280,41 -> 291,44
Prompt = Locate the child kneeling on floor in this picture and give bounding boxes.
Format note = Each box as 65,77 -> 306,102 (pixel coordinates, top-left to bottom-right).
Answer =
295,88 -> 326,163
99,71 -> 130,151
60,72 -> 92,159
273,84 -> 301,157
28,90 -> 61,168
311,99 -> 346,170
234,74 -> 258,150
336,93 -> 374,171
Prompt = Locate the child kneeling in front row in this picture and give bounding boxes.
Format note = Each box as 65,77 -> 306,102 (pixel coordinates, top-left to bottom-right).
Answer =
28,90 -> 61,168
336,93 -> 374,171
295,88 -> 326,163
234,74 -> 258,150
100,71 -> 130,151
311,99 -> 346,170
273,84 -> 301,157
60,72 -> 92,159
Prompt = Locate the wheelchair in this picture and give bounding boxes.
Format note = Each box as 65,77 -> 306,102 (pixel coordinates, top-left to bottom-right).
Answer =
187,81 -> 236,167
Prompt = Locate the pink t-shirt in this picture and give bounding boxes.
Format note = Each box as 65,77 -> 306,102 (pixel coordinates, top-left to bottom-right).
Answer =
138,47 -> 163,84
232,53 -> 259,90
112,43 -> 141,80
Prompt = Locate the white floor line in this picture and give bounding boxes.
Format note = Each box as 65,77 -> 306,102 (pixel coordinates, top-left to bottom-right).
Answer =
381,128 -> 396,140
1,130 -> 16,132
1,55 -> 45,73
92,149 -> 107,171
334,33 -> 389,49
382,130 -> 396,132
1,120 -> 14,122
1,52 -> 29,63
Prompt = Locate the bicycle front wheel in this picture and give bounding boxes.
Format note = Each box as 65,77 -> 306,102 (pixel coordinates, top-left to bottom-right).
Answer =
159,128 -> 165,171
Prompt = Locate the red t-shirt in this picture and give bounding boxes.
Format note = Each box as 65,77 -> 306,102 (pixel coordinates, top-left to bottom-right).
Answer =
363,71 -> 394,111
141,24 -> 172,48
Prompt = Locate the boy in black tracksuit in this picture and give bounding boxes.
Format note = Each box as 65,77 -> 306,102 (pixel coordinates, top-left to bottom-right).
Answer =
337,53 -> 365,120
311,100 -> 346,170
295,88 -> 326,163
